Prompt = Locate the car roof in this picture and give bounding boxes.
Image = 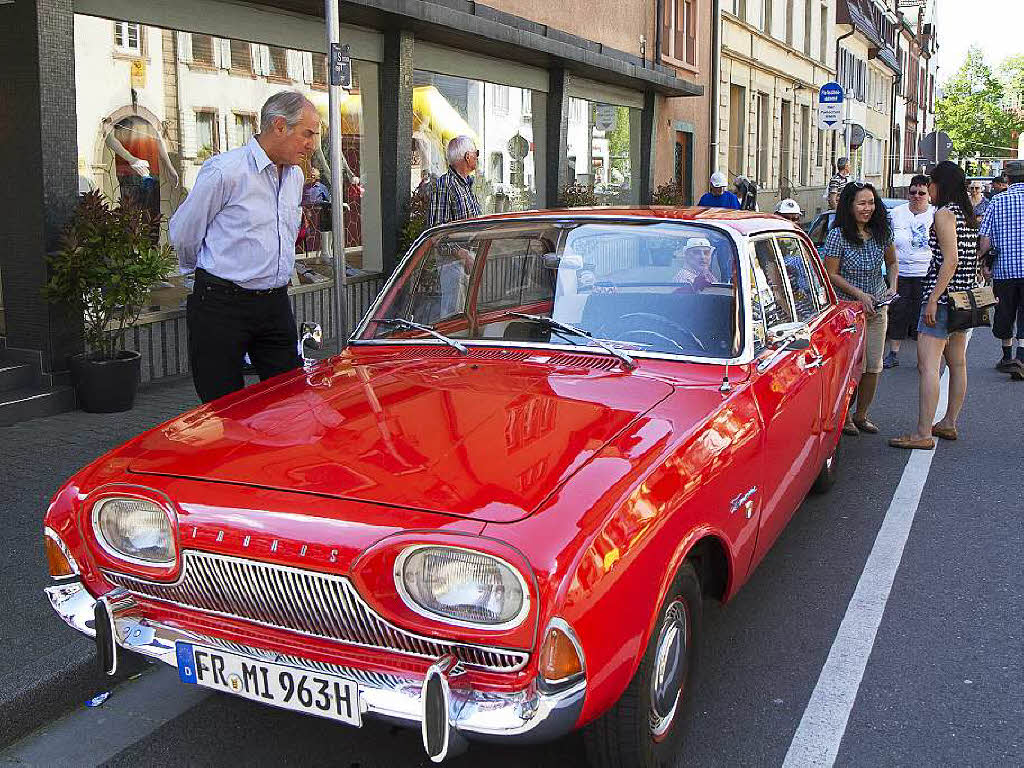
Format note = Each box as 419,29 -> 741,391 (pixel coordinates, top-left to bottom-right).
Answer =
469,206 -> 803,237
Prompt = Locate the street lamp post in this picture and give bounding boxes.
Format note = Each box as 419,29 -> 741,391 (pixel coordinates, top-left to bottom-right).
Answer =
325,0 -> 349,350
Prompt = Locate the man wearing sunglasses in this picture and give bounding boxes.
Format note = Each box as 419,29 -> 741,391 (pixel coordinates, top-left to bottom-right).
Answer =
883,175 -> 934,368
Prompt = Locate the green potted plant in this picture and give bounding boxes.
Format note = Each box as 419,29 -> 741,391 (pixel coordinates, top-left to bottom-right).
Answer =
44,191 -> 177,413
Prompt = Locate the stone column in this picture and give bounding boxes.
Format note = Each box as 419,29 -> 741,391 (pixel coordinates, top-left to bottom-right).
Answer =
378,29 -> 414,275
545,67 -> 571,207
0,0 -> 82,370
639,91 -> 657,205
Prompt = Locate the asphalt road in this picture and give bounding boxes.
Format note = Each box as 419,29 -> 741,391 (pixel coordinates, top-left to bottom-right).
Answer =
3,335 -> 1021,768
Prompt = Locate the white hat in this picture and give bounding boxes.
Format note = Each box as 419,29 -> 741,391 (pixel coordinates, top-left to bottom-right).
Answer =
684,237 -> 713,251
775,198 -> 802,215
710,172 -> 728,188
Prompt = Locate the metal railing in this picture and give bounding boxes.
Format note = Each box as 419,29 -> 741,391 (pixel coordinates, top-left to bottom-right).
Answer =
118,273 -> 386,384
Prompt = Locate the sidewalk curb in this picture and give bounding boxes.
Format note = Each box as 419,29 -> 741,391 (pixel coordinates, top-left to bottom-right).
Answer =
0,645 -> 147,749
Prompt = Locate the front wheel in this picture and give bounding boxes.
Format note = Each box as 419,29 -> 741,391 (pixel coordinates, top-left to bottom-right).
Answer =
583,563 -> 702,768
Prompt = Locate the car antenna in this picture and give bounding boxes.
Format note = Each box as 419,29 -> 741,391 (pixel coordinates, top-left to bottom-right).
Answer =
719,361 -> 732,395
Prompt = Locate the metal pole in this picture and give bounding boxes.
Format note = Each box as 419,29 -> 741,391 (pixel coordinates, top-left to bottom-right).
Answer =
325,0 -> 349,350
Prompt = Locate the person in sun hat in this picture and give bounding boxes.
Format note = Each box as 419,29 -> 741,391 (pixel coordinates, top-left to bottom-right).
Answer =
774,198 -> 803,223
673,237 -> 717,291
698,172 -> 741,210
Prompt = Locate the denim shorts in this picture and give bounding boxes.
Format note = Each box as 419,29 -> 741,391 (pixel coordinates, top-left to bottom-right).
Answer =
917,302 -> 956,339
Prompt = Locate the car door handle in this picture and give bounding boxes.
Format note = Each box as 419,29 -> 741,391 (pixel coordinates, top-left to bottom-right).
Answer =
730,486 -> 758,519
839,324 -> 858,335
805,353 -> 824,369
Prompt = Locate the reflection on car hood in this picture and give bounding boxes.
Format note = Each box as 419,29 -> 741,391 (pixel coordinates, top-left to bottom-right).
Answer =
127,352 -> 676,522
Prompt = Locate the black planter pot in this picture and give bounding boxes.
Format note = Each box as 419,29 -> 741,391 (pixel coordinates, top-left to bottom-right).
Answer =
70,351 -> 142,413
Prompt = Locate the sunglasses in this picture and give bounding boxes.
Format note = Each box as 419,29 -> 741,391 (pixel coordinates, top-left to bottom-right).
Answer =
849,180 -> 873,190
909,190 -> 929,196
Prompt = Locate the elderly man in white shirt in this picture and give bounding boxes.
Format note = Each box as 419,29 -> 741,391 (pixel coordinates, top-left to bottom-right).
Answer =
170,91 -> 319,403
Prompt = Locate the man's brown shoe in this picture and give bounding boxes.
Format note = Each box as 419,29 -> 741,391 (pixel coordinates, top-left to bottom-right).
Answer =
931,425 -> 958,441
889,435 -> 936,450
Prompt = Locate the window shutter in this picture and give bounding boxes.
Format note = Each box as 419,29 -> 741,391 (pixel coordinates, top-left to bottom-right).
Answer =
259,45 -> 271,76
212,38 -> 222,68
685,0 -> 696,64
302,52 -> 313,83
286,49 -> 299,81
181,110 -> 197,158
219,39 -> 232,70
176,31 -> 192,63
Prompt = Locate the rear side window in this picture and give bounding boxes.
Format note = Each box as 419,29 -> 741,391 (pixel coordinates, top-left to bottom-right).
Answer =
777,236 -> 824,323
751,239 -> 795,329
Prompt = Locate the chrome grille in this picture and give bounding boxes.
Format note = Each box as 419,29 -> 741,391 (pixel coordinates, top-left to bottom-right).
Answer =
104,551 -> 528,673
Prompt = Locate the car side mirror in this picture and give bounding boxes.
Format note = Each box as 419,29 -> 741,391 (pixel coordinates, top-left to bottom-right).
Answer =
299,322 -> 323,365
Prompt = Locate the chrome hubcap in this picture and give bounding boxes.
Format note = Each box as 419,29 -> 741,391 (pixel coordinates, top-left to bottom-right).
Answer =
649,599 -> 688,739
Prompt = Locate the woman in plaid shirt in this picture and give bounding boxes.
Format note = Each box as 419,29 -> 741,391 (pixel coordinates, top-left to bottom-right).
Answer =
822,181 -> 899,436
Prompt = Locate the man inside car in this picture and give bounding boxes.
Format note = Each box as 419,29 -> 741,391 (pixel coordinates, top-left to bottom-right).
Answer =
673,237 -> 717,292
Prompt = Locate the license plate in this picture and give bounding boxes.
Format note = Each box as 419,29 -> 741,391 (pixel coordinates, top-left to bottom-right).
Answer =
175,642 -> 361,726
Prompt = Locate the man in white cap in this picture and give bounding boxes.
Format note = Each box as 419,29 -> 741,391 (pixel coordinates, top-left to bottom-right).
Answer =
698,172 -> 741,210
774,198 -> 803,223
673,237 -> 717,291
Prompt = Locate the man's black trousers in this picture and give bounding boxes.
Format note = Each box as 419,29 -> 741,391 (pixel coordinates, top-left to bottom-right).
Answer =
186,272 -> 301,403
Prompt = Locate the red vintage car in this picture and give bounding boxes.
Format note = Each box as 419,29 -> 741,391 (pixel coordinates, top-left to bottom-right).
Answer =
44,208 -> 863,766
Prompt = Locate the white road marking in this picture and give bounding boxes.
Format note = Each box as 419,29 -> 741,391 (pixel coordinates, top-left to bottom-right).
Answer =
0,666 -> 208,767
782,368 -> 951,768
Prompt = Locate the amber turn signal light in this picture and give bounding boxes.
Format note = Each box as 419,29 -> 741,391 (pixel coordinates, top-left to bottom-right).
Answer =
538,624 -> 583,683
45,534 -> 74,578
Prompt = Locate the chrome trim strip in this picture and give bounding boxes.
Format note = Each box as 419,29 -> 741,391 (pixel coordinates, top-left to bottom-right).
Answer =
102,551 -> 528,673
393,544 -> 531,632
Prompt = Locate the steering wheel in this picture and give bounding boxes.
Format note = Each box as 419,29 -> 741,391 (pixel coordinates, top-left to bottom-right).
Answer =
603,312 -> 706,353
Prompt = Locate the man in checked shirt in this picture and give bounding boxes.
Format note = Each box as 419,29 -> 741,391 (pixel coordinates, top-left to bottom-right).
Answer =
427,135 -> 481,316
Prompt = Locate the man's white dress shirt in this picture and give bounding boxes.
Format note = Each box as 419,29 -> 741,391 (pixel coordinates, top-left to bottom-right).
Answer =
169,138 -> 304,290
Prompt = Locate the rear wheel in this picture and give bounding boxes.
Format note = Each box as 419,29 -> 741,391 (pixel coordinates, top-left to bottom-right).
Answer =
583,563 -> 702,768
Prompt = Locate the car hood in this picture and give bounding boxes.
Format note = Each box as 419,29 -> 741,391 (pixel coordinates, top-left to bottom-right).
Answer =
127,353 -> 676,522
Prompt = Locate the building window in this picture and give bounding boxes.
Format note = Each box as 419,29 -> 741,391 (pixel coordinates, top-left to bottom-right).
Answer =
412,71 -> 540,213
729,84 -> 746,178
195,110 -> 219,160
312,53 -> 327,86
800,104 -> 810,185
817,128 -> 825,167
728,0 -> 747,20
819,4 -> 828,63
267,46 -> 289,80
566,99 -> 639,205
785,0 -> 794,46
230,40 -> 253,73
763,0 -> 773,36
234,113 -> 256,148
113,21 -> 143,56
191,34 -> 216,67
662,0 -> 697,67
755,92 -> 770,187
803,0 -> 812,57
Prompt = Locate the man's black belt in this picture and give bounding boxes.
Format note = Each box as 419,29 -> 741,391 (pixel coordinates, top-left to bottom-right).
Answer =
195,268 -> 288,296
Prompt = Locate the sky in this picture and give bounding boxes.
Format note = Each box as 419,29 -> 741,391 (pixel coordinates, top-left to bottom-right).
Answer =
933,0 -> 1024,83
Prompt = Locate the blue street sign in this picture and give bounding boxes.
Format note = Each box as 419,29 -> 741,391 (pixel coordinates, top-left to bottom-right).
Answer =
819,82 -> 844,105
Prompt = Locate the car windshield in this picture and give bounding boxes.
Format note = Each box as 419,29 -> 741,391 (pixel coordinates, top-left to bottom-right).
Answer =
358,220 -> 742,359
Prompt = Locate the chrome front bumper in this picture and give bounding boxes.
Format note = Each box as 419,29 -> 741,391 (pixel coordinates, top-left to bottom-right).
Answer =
46,581 -> 585,749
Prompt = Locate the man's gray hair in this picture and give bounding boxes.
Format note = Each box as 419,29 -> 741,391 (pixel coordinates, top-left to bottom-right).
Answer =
837,157 -> 850,172
260,91 -> 315,132
446,135 -> 477,165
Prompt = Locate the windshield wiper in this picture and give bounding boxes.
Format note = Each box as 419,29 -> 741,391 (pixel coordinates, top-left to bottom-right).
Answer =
375,318 -> 469,355
504,312 -> 636,369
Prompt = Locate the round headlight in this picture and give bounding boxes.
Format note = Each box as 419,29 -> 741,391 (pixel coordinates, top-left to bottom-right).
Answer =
92,497 -> 176,565
396,546 -> 528,628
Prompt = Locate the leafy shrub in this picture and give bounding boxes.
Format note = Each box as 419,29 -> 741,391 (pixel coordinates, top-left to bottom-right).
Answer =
44,191 -> 177,360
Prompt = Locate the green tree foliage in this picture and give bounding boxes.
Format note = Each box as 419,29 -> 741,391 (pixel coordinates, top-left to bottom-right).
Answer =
1000,55 -> 1024,107
936,47 -> 1024,158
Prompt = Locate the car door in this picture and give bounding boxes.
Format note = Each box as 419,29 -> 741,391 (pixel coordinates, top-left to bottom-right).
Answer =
778,234 -> 858,460
748,236 -> 826,564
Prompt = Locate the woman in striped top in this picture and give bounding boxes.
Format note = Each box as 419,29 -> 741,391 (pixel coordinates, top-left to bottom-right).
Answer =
890,161 -> 980,450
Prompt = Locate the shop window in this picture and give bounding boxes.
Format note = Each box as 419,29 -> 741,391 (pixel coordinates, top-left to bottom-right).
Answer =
566,98 -> 639,205
411,70 -> 539,215
661,0 -> 697,67
230,40 -> 253,73
113,21 -> 143,57
191,34 -> 216,67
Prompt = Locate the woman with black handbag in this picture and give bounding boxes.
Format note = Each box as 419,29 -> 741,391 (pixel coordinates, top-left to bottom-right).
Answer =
890,162 -> 981,450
